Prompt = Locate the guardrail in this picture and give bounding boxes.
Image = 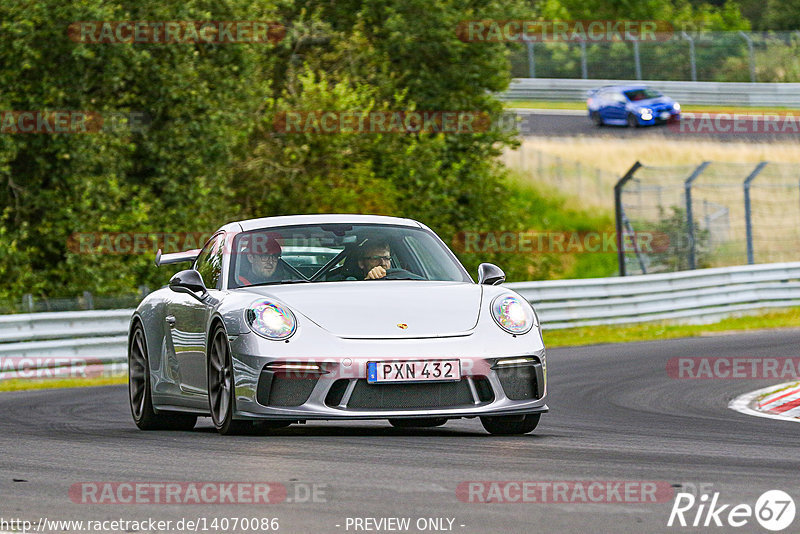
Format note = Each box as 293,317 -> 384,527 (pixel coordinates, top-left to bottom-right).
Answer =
0,310 -> 130,379
500,78 -> 800,107
1,262 -> 799,378
508,261 -> 800,329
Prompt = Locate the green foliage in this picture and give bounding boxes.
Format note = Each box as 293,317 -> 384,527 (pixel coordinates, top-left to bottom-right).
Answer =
0,0 -> 279,298
635,206 -> 711,273
716,36 -> 800,82
762,0 -> 800,31
5,0 -> 738,301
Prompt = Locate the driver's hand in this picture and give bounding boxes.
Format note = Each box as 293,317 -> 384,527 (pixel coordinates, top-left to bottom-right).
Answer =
365,266 -> 387,279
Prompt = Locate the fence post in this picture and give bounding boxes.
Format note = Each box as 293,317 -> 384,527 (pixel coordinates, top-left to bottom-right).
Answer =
744,161 -> 767,265
685,161 -> 711,270
632,40 -> 642,80
622,215 -> 648,274
682,31 -> 697,81
738,31 -> 756,82
23,294 -> 34,313
579,40 -> 588,79
526,41 -> 536,78
614,161 -> 642,276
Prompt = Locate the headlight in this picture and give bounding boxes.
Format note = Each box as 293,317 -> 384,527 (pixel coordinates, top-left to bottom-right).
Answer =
673,102 -> 681,112
246,299 -> 296,340
491,295 -> 535,335
640,109 -> 653,120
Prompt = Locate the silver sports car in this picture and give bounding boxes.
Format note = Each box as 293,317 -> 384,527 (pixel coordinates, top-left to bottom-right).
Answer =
128,214 -> 548,435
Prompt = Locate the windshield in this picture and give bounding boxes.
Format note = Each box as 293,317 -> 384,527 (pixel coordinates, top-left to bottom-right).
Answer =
623,88 -> 662,101
228,223 -> 470,288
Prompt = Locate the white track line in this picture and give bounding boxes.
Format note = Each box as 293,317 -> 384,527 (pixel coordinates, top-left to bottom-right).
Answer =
507,108 -> 587,116
728,382 -> 800,423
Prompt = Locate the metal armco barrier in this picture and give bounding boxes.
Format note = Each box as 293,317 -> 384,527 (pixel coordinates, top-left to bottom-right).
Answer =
1,262 -> 799,379
499,78 -> 800,108
508,262 -> 800,329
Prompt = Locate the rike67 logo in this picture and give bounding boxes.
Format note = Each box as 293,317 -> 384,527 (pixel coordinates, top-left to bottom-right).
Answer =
668,490 -> 795,531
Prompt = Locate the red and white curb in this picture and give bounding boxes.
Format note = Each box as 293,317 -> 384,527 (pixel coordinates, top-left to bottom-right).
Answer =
729,381 -> 800,423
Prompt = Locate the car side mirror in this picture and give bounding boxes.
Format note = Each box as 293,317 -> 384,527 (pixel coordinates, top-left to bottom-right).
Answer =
478,263 -> 505,285
169,269 -> 208,301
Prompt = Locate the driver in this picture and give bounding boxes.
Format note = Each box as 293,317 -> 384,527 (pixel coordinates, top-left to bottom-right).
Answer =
238,233 -> 295,285
357,240 -> 392,280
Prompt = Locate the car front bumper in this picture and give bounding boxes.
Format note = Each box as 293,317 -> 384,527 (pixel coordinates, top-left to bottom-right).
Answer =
228,333 -> 548,421
639,111 -> 680,125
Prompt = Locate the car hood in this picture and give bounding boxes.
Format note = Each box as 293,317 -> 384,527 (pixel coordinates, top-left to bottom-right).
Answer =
242,281 -> 482,339
632,96 -> 673,108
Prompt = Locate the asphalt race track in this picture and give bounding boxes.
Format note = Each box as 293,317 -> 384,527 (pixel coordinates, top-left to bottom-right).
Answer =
514,109 -> 800,142
2,330 -> 800,533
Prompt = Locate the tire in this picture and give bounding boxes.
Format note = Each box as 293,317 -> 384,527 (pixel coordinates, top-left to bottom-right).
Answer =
590,111 -> 603,127
208,324 -> 252,435
627,113 -> 639,128
128,324 -> 197,431
480,414 -> 540,435
389,417 -> 448,428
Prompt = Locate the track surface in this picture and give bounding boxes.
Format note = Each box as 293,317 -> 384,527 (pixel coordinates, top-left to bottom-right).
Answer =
2,330 -> 800,533
515,109 -> 800,141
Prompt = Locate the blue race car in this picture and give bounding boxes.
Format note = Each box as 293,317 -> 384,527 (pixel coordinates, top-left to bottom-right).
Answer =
587,85 -> 681,127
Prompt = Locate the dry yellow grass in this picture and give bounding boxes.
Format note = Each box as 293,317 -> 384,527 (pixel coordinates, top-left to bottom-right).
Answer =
509,136 -> 800,176
502,136 -> 800,266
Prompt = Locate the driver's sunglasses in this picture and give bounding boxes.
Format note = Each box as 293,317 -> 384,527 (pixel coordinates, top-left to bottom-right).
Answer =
254,254 -> 280,263
365,255 -> 391,262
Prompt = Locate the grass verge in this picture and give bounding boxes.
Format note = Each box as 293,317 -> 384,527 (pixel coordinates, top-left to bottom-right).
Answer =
513,137 -> 800,176
0,375 -> 126,392
544,307 -> 800,348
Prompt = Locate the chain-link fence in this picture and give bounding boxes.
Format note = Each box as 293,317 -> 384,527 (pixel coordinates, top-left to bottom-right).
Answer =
509,31 -> 800,83
0,290 -> 148,314
616,161 -> 800,275
503,144 -> 619,208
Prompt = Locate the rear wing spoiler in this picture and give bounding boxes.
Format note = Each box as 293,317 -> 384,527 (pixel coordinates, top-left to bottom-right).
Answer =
155,248 -> 201,267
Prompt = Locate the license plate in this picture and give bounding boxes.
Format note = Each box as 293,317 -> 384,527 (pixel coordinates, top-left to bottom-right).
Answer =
367,360 -> 461,383
660,111 -> 671,120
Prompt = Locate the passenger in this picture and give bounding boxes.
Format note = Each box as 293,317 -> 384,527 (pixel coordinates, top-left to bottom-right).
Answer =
238,234 -> 294,285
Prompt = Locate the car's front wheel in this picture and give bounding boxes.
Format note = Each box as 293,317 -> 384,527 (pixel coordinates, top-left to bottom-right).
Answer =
207,324 -> 252,435
480,414 -> 540,435
627,113 -> 639,128
389,418 -> 448,428
128,324 -> 197,431
590,111 -> 603,127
